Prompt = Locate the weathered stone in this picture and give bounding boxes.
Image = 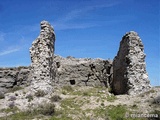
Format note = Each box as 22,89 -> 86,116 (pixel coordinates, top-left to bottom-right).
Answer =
54,55 -> 112,87
0,67 -> 31,93
30,21 -> 56,94
111,31 -> 151,95
17,67 -> 31,86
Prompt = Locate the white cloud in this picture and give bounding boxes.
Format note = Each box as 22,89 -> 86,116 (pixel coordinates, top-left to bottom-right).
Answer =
62,1 -> 120,22
53,22 -> 99,30
53,1 -> 120,30
0,47 -> 20,56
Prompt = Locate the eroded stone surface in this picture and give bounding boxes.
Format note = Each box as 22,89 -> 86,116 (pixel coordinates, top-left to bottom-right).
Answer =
54,55 -> 112,87
30,21 -> 56,93
0,67 -> 31,93
111,31 -> 151,95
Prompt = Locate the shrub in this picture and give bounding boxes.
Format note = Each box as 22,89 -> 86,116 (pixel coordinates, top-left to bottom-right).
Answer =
83,92 -> 90,96
50,95 -> 62,102
37,103 -> 55,115
101,103 -> 105,106
62,91 -> 67,95
35,90 -> 46,97
26,94 -> 34,102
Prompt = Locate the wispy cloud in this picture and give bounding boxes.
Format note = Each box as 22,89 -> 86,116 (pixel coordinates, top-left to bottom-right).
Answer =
0,47 -> 20,56
53,1 -> 120,30
53,22 -> 99,30
62,1 -> 120,22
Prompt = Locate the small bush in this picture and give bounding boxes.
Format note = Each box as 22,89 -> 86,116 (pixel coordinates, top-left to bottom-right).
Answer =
26,94 -> 33,102
131,104 -> 138,109
0,92 -> 5,99
62,91 -> 67,95
37,103 -> 55,115
35,90 -> 46,97
101,103 -> 105,106
50,95 -> 62,102
83,92 -> 90,96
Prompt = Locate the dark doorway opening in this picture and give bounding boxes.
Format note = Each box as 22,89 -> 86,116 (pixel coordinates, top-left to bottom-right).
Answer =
70,80 -> 75,85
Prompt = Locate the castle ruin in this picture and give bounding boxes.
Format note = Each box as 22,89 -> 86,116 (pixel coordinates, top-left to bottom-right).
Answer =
0,21 -> 151,95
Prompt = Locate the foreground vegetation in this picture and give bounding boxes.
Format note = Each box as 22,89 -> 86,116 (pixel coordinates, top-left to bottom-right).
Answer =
0,86 -> 159,120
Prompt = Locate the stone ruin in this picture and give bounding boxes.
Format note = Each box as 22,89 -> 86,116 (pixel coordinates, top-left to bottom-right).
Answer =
0,21 -> 151,95
0,67 -> 31,93
29,21 -> 56,93
54,55 -> 112,87
111,31 -> 151,95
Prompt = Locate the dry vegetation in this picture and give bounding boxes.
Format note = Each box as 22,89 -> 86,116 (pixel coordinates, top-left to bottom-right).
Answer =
0,86 -> 159,120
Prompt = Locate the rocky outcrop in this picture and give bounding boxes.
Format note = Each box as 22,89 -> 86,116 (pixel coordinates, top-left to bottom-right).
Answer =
111,31 -> 151,95
30,21 -> 56,93
54,55 -> 112,87
0,67 -> 31,93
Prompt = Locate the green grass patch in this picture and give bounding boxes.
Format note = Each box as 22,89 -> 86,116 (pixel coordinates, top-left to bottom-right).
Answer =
1,106 -> 19,113
0,103 -> 55,120
107,105 -> 127,120
106,94 -> 117,102
62,86 -> 73,92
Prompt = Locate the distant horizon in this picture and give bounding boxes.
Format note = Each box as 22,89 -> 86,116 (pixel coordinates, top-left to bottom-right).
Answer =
0,0 -> 159,86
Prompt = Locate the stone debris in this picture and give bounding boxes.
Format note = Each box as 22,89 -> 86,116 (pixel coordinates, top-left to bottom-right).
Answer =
29,21 -> 56,94
111,31 -> 151,95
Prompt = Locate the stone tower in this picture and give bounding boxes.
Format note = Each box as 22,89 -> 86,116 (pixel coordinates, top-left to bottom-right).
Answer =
30,21 -> 56,93
111,31 -> 151,95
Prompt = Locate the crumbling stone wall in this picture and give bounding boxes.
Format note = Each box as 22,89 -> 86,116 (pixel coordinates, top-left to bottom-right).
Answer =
0,55 -> 112,92
30,21 -> 56,93
0,20 -> 151,96
111,31 -> 151,95
54,55 -> 112,87
0,67 -> 31,93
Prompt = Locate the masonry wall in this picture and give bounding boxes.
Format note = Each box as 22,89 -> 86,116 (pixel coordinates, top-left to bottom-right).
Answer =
54,55 -> 113,87
0,66 -> 31,93
0,56 -> 113,93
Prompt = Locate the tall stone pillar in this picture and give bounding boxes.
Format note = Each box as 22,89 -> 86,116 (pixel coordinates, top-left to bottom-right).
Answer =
30,21 -> 55,93
111,31 -> 151,95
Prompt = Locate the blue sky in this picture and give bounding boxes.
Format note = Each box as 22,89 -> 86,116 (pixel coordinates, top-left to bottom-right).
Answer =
0,0 -> 159,86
